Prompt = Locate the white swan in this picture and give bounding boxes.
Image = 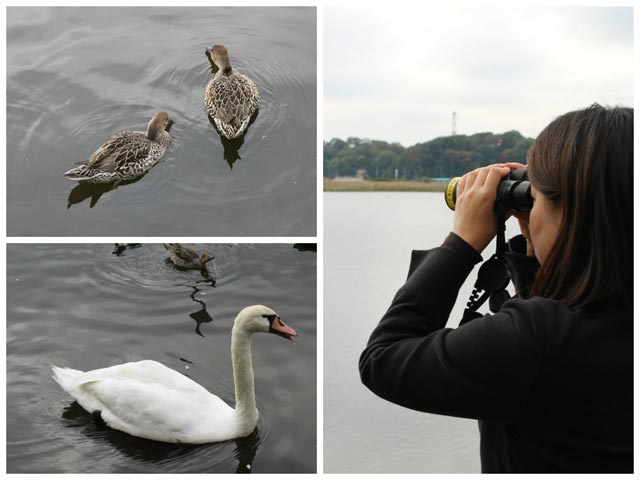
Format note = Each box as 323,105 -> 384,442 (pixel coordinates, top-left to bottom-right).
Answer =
51,305 -> 297,444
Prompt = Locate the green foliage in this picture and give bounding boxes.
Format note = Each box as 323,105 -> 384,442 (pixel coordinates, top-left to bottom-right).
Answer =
323,131 -> 534,179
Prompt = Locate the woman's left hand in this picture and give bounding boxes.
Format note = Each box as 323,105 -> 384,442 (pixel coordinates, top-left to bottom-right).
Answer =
452,164 -> 511,253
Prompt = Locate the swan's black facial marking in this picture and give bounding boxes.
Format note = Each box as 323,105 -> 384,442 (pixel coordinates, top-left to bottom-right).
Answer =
262,314 -> 282,333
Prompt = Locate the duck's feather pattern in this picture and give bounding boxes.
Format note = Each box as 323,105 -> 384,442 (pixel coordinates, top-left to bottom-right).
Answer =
205,71 -> 259,139
64,113 -> 171,183
163,243 -> 200,263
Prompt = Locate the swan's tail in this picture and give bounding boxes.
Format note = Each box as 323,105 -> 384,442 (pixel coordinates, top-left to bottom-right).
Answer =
51,364 -> 84,392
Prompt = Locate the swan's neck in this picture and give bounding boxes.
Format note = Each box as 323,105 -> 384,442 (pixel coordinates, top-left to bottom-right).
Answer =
231,327 -> 257,419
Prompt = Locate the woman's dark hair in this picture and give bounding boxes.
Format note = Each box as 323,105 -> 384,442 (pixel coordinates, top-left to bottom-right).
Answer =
527,104 -> 633,309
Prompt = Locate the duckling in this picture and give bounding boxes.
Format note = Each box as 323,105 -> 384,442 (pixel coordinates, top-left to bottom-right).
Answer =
204,45 -> 259,139
64,112 -> 172,183
163,244 -> 214,270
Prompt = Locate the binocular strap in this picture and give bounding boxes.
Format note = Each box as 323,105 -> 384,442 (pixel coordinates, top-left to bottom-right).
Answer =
459,203 -> 511,326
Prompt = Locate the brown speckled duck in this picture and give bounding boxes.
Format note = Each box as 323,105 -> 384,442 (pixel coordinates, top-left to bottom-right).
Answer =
204,45 -> 259,139
163,244 -> 214,270
64,112 -> 172,183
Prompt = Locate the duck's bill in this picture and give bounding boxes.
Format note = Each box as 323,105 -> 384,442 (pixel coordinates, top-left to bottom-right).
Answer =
270,317 -> 298,341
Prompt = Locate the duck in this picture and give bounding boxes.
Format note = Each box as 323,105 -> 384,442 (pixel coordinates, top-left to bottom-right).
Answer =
64,112 -> 172,183
51,305 -> 297,444
163,243 -> 214,270
204,45 -> 259,139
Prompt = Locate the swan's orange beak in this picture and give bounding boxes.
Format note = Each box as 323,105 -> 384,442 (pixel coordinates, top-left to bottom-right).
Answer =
270,317 -> 298,341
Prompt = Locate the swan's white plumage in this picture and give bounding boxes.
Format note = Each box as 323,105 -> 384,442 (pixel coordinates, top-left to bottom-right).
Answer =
52,360 -> 235,443
51,305 -> 297,444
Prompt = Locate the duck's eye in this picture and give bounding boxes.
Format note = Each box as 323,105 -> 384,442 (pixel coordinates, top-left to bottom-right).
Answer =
262,314 -> 276,322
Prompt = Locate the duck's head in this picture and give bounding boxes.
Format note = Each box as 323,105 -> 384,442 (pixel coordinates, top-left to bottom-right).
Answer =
199,253 -> 214,265
234,305 -> 298,341
210,44 -> 232,74
147,111 -> 172,140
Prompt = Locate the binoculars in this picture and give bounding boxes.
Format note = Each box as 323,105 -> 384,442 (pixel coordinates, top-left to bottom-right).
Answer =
444,168 -> 532,212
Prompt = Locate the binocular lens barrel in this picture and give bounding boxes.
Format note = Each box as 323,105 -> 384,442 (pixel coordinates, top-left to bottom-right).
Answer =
444,168 -> 532,212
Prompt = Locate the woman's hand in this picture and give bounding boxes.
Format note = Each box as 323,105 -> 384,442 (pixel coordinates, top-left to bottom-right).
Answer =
452,164 -> 511,253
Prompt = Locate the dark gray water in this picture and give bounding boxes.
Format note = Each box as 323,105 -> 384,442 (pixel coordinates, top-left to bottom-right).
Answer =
7,243 -> 316,473
324,193 -> 521,473
7,7 -> 316,236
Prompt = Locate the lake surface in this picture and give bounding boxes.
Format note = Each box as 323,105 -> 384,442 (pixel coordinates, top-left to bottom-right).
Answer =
7,243 -> 316,473
7,7 -> 316,236
323,192 -> 521,473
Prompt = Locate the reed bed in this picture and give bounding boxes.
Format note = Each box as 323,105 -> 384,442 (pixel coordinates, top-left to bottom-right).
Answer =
324,179 -> 446,192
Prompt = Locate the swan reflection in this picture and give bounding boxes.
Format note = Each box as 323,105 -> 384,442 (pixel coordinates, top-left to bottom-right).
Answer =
61,401 -> 260,472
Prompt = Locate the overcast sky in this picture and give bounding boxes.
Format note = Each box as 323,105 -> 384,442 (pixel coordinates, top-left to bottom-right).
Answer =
324,6 -> 633,146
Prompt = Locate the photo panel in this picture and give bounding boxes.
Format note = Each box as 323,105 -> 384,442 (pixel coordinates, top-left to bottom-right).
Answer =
6,243 -> 317,473
7,6 -> 317,236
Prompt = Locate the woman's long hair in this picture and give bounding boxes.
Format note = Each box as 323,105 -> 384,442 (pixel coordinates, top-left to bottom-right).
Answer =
527,104 -> 633,309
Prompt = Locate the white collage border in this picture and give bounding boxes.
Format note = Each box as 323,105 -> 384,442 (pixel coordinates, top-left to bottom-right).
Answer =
1,1 -> 639,479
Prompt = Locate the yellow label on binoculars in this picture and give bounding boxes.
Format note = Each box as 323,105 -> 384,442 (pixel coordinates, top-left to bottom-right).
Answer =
445,177 -> 460,211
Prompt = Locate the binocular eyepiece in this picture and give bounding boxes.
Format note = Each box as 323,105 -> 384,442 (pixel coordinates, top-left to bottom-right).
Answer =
445,168 -> 532,212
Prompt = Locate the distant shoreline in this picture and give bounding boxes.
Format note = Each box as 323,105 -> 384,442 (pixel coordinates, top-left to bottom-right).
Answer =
323,179 -> 447,192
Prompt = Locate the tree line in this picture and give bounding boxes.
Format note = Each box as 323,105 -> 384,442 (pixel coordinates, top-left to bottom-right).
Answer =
323,131 -> 533,180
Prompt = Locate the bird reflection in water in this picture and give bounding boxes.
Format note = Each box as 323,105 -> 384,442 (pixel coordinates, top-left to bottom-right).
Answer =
207,111 -> 259,169
112,243 -> 142,256
189,283 -> 216,337
293,243 -> 317,253
66,176 -> 145,209
60,401 -> 260,472
233,429 -> 261,473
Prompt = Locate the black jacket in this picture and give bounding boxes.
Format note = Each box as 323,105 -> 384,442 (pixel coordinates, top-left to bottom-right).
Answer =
359,233 -> 632,473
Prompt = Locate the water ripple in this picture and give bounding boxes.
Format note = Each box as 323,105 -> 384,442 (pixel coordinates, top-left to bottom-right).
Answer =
7,6 -> 316,235
7,242 -> 317,473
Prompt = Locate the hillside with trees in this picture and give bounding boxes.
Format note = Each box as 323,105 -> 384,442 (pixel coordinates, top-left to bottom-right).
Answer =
323,131 -> 533,180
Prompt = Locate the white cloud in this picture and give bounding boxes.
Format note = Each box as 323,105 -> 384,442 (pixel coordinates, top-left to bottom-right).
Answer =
324,6 -> 633,145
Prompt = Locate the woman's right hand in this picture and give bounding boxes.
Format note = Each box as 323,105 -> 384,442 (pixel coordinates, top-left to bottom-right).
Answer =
452,164 -> 511,253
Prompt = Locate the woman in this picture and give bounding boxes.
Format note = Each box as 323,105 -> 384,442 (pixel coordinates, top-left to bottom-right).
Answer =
359,104 -> 633,473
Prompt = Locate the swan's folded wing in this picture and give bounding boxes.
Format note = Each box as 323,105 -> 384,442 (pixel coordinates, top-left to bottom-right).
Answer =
83,375 -> 234,443
75,360 -> 214,398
